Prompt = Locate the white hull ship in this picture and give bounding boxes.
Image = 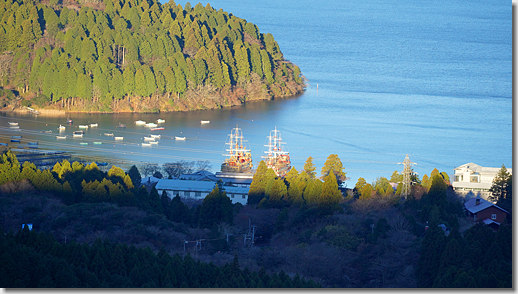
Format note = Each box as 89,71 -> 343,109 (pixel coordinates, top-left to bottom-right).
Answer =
262,127 -> 291,177
221,126 -> 253,173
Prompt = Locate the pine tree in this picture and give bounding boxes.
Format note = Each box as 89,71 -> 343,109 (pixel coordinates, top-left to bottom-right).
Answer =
198,185 -> 233,228
319,172 -> 342,214
321,154 -> 346,183
248,160 -> 269,204
303,156 -> 316,179
488,164 -> 511,203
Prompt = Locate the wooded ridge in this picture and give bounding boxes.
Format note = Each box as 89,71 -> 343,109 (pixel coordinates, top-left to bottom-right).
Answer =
0,0 -> 305,113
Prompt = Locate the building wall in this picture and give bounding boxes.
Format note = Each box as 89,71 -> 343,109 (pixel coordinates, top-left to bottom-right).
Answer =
226,193 -> 248,205
158,189 -> 247,205
475,206 -> 507,224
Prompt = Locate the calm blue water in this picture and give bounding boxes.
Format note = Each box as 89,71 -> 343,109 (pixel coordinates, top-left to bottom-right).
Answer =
0,0 -> 511,187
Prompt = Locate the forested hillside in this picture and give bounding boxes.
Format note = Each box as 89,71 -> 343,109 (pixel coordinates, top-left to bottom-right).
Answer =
0,150 -> 512,288
0,0 -> 305,112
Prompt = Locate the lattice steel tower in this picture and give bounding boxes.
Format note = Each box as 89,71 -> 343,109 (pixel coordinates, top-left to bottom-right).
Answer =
398,154 -> 416,198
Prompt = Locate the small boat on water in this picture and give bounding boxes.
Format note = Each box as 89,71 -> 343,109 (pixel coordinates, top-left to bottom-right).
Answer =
0,143 -> 7,146
11,136 -> 22,139
57,125 -> 66,131
56,135 -> 67,139
200,120 -> 210,124
145,122 -> 158,128
28,142 -> 38,145
114,137 -> 124,140
78,125 -> 89,129
67,118 -> 73,124
93,142 -> 102,145
149,141 -> 158,145
96,162 -> 108,166
89,123 -> 98,127
79,142 -> 88,145
8,122 -> 18,126
144,137 -> 155,141
10,139 -> 20,143
117,123 -> 126,128
151,127 -> 164,131
135,120 -> 146,125
73,131 -> 84,137
150,134 -> 161,139
104,133 -> 114,136
141,143 -> 152,147
41,130 -> 53,133
175,136 -> 186,140
156,119 -> 165,123
10,126 -> 19,129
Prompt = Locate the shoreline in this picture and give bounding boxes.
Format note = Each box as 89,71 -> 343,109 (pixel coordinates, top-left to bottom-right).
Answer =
0,91 -> 305,117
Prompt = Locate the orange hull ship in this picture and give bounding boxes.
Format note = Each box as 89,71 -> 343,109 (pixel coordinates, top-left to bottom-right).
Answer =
262,127 -> 291,177
221,126 -> 253,173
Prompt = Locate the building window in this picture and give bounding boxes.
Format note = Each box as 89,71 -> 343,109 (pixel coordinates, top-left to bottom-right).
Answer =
470,176 -> 479,183
183,191 -> 190,197
242,195 -> 246,199
173,190 -> 179,196
195,191 -> 201,197
230,194 -> 234,198
491,214 -> 497,220
455,176 -> 461,182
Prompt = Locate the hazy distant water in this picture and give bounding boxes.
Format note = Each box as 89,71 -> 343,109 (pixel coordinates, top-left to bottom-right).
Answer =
0,0 -> 511,187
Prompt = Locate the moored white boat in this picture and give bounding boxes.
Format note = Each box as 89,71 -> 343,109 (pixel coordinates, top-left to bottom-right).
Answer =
144,137 -> 155,141
73,131 -> 84,137
150,134 -> 161,139
200,120 -> 210,124
57,125 -> 66,131
141,143 -> 152,147
175,136 -> 186,140
78,125 -> 89,129
8,122 -> 18,126
151,127 -> 164,131
114,137 -> 124,140
89,123 -> 98,127
93,142 -> 102,145
104,133 -> 114,136
56,135 -> 67,139
149,141 -> 158,145
41,130 -> 52,133
156,119 -> 165,123
79,142 -> 88,145
135,120 -> 146,125
145,122 -> 158,128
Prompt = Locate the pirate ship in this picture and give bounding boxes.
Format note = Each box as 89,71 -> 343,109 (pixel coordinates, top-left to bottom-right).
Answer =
262,127 -> 291,177
221,126 -> 253,173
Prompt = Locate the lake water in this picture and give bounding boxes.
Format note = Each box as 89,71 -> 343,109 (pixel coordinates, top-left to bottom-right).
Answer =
0,0 -> 511,187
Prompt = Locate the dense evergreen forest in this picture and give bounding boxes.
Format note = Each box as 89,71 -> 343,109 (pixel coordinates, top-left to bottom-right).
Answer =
0,150 -> 512,288
0,0 -> 305,112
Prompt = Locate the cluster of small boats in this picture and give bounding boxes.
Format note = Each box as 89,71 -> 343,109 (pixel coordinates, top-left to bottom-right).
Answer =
141,134 -> 161,147
4,117 -> 191,149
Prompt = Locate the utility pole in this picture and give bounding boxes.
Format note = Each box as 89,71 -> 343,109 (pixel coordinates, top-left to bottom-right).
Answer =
398,154 -> 416,198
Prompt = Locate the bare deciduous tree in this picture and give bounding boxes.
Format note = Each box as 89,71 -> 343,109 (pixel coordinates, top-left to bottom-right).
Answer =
139,163 -> 160,178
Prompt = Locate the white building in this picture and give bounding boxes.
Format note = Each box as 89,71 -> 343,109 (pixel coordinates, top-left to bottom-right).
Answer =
155,179 -> 249,205
452,163 -> 512,200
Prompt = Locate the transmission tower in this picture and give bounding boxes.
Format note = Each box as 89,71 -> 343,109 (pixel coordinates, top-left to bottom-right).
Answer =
398,154 -> 416,198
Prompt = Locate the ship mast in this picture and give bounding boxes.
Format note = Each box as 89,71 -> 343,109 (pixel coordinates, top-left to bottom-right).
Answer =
224,125 -> 250,157
262,126 -> 291,177
262,126 -> 288,159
